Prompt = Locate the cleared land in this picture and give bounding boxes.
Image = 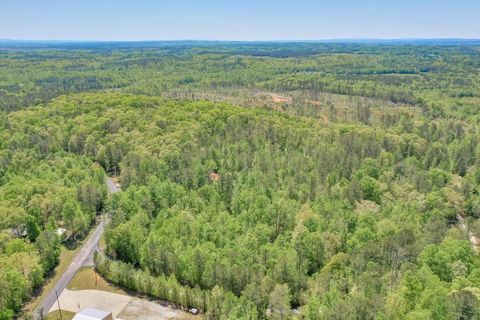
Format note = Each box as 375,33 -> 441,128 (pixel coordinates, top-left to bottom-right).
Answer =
50,289 -> 197,320
52,267 -> 198,320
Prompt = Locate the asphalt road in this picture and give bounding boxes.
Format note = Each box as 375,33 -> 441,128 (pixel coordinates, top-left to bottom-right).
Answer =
34,177 -> 119,319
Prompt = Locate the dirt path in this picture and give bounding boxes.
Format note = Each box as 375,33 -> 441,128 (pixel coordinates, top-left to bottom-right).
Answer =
457,214 -> 480,251
269,93 -> 292,103
118,298 -> 189,320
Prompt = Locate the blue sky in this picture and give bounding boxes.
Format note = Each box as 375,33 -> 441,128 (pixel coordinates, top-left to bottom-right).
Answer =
1,0 -> 479,40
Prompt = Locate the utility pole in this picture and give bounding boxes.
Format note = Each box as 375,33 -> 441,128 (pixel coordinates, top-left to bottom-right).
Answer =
55,289 -> 63,320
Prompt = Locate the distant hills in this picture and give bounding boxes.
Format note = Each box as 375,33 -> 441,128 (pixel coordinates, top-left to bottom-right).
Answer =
1,38 -> 480,50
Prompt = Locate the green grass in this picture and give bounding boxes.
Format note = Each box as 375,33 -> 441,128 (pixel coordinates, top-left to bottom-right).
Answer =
67,267 -> 126,295
46,310 -> 75,320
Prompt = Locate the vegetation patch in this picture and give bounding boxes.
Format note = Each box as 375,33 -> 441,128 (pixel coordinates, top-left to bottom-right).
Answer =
46,310 -> 75,320
67,267 -> 126,295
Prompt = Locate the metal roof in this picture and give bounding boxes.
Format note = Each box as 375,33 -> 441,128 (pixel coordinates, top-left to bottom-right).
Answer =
72,308 -> 111,320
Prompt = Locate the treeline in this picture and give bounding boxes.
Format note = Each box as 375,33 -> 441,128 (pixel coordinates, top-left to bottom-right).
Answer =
96,252 -> 300,319
95,253 -> 253,319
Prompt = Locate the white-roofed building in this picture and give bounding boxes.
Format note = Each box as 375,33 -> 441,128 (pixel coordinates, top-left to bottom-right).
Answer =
72,308 -> 113,320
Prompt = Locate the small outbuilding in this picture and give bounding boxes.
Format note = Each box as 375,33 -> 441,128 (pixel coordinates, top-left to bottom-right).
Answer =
72,308 -> 113,320
56,227 -> 67,236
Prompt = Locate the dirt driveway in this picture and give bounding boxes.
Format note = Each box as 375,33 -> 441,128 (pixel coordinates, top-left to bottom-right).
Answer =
118,298 -> 188,320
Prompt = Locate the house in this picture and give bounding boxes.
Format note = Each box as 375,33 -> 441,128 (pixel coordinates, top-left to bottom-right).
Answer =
72,308 -> 113,320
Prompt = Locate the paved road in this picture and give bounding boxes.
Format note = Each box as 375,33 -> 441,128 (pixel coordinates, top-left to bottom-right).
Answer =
34,178 -> 120,319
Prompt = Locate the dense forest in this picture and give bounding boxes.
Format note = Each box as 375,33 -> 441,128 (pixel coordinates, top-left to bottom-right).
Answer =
1,41 -> 480,319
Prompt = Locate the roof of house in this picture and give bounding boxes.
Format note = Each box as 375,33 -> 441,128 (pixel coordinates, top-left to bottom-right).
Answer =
72,308 -> 111,320
56,227 -> 67,236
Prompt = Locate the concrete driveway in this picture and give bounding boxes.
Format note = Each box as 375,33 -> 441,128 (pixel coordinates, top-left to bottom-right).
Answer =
49,289 -> 193,320
49,289 -> 132,318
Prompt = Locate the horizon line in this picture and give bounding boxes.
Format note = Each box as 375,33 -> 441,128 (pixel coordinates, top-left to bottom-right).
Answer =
1,37 -> 480,43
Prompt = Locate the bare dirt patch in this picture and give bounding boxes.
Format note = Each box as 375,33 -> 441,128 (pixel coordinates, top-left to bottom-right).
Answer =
209,172 -> 220,182
110,176 -> 121,183
269,93 -> 292,103
118,298 -> 198,320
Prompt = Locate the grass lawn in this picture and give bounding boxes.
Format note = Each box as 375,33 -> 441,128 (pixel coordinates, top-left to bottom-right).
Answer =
46,310 -> 75,320
68,267 -> 126,295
